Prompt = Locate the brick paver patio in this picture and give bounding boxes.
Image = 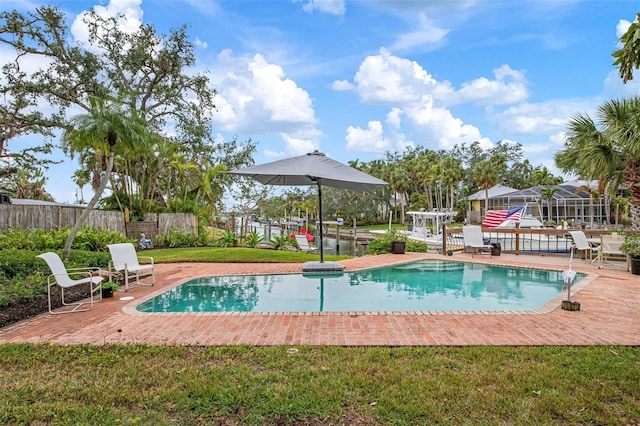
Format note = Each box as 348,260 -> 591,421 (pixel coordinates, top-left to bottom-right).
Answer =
1,252 -> 638,346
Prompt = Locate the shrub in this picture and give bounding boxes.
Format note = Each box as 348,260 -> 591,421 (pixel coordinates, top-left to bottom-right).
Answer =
271,234 -> 293,250
156,229 -> 207,248
216,230 -> 237,248
243,231 -> 264,248
368,229 -> 407,254
0,227 -> 131,252
74,227 -> 132,251
0,249 -> 111,308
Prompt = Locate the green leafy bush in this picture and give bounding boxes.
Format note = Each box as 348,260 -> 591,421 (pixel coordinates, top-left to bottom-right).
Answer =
0,227 -> 130,252
243,231 -> 264,248
216,230 -> 237,248
74,227 -> 132,251
368,229 -> 407,254
621,232 -> 640,257
0,249 -> 111,308
406,240 -> 429,253
156,228 -> 207,248
271,234 -> 293,250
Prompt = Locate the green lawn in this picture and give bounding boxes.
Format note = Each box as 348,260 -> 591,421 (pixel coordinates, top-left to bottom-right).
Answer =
148,247 -> 349,263
0,345 -> 637,425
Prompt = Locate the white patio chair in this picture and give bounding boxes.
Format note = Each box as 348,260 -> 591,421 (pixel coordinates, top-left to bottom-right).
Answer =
568,231 -> 599,263
36,252 -> 103,314
107,243 -> 155,291
598,234 -> 630,271
462,225 -> 492,257
295,234 -> 318,253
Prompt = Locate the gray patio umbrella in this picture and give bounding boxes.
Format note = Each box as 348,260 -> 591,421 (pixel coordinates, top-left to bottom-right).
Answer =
229,150 -> 387,268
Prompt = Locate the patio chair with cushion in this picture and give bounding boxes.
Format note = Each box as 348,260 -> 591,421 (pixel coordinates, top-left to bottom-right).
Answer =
107,243 -> 155,291
37,252 -> 103,314
568,230 -> 599,263
295,234 -> 318,253
462,225 -> 492,257
598,234 -> 630,271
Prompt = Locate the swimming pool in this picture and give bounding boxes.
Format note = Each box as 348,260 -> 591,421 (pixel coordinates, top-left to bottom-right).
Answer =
137,260 -> 582,313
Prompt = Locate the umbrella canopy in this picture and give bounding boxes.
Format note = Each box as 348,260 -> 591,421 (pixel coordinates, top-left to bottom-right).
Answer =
230,150 -> 388,264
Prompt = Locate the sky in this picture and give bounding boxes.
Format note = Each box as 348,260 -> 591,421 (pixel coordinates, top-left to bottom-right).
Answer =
2,0 -> 640,204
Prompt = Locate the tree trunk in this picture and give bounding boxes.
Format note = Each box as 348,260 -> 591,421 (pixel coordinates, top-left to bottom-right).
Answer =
63,151 -> 114,258
623,159 -> 640,231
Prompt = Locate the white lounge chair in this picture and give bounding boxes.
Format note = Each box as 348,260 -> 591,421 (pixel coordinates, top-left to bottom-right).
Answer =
37,252 -> 103,314
107,243 -> 155,291
568,230 -> 599,263
295,234 -> 318,253
598,234 -> 630,270
462,225 -> 492,257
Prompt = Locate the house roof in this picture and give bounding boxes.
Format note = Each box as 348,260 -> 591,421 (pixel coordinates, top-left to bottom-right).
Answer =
7,198 -> 85,208
467,184 -> 518,201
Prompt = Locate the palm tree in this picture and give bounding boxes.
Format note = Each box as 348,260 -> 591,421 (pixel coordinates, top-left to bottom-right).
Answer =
556,113 -> 624,226
599,98 -> 640,230
473,158 -> 504,220
61,97 -> 150,258
540,187 -> 558,224
575,185 -> 599,229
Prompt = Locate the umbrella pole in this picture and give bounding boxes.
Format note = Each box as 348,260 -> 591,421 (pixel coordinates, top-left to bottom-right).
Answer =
317,181 -> 324,263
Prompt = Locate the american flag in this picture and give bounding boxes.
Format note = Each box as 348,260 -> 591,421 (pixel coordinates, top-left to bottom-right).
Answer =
481,207 -> 523,228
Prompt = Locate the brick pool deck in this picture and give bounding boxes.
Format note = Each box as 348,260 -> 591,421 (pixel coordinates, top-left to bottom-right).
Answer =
1,252 -> 638,346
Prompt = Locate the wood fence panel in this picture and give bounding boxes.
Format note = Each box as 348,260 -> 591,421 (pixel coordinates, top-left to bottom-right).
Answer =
0,204 -> 193,237
86,210 -> 126,234
156,213 -> 197,235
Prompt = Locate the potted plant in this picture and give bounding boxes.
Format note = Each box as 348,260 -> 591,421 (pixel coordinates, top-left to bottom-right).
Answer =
101,281 -> 120,298
620,232 -> 640,275
387,229 -> 407,254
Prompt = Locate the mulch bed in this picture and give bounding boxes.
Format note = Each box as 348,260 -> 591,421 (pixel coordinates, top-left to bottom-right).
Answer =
0,287 -> 90,329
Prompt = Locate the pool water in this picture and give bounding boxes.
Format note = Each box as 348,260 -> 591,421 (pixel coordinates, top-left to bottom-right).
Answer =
136,260 -> 581,313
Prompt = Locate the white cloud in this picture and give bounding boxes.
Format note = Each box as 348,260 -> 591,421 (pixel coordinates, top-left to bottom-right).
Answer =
300,0 -> 346,15
603,69 -> 640,97
345,121 -> 391,153
405,96 -> 489,150
331,79 -> 354,91
496,100 -> 587,135
71,0 -> 143,46
453,65 -> 528,106
208,50 -> 320,156
385,108 -> 403,129
388,12 -> 449,52
183,0 -> 221,17
194,37 -> 208,49
349,48 -> 440,104
616,19 -> 632,41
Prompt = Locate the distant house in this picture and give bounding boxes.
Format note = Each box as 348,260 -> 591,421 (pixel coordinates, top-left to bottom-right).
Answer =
467,181 -> 618,225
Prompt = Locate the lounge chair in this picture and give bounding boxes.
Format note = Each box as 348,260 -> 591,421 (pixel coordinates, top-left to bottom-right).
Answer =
568,230 -> 599,263
36,252 -> 103,314
107,243 -> 155,291
598,234 -> 630,270
295,234 -> 318,253
462,225 -> 492,257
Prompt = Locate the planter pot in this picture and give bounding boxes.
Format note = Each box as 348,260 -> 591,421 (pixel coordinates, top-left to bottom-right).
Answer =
101,288 -> 114,298
491,242 -> 501,256
391,241 -> 406,254
561,300 -> 580,311
631,255 -> 640,275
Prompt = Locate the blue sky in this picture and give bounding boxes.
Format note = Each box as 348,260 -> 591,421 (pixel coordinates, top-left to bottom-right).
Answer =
3,0 -> 640,204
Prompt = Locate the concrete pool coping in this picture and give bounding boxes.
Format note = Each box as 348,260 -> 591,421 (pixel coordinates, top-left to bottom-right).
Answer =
1,252 -> 638,346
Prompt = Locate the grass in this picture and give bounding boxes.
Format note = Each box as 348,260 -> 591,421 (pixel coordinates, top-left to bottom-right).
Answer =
0,344 -> 637,425
148,247 -> 349,263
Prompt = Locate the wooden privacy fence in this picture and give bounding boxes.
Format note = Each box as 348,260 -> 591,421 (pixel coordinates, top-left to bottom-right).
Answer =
0,204 -> 197,240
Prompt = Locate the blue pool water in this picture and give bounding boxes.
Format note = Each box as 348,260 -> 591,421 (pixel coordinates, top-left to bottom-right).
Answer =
136,260 -> 582,313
